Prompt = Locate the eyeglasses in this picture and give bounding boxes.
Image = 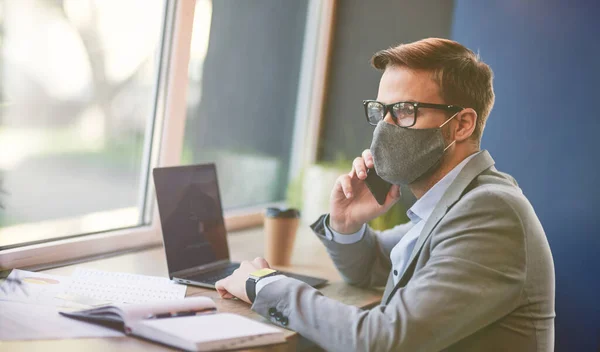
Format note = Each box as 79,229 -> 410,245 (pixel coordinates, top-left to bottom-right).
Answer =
362,100 -> 463,127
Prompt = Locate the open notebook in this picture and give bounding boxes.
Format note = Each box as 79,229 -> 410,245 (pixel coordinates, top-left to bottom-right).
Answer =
60,296 -> 285,351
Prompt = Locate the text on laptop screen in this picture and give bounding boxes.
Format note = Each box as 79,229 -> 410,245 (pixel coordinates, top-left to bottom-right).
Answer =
154,164 -> 229,274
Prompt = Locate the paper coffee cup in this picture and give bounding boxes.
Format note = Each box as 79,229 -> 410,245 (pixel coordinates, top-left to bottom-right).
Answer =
264,208 -> 300,266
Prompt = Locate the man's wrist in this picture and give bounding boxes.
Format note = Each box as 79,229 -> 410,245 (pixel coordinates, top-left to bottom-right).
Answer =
328,215 -> 362,234
246,269 -> 279,303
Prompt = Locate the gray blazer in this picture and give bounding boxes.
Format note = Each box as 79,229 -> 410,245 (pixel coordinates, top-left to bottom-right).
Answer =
251,150 -> 555,351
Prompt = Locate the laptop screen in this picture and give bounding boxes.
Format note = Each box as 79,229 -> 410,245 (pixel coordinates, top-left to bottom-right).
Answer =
153,164 -> 230,275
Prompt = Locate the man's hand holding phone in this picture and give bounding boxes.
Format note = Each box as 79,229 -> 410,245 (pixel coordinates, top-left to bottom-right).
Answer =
329,149 -> 401,234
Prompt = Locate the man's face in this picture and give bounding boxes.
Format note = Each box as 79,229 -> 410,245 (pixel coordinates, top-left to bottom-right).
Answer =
377,66 -> 450,130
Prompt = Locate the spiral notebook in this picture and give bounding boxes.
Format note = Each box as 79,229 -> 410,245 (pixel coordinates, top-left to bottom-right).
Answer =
60,296 -> 285,351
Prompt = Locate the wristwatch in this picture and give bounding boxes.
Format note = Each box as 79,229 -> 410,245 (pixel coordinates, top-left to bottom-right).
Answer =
246,268 -> 279,303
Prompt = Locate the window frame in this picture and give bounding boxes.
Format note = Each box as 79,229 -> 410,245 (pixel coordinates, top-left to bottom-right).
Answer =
0,0 -> 336,270
0,0 -> 191,270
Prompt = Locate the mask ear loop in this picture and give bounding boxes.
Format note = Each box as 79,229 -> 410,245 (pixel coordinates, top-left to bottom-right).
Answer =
443,140 -> 457,151
440,111 -> 459,127
441,111 -> 460,151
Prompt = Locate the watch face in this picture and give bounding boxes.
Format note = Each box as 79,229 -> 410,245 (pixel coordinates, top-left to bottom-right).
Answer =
251,268 -> 277,278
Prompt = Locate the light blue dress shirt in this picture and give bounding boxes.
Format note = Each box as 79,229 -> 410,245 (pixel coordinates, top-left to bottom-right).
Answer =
256,152 -> 480,295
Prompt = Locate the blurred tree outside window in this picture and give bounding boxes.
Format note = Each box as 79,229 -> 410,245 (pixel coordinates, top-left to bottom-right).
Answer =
0,0 -> 166,248
0,0 -> 315,250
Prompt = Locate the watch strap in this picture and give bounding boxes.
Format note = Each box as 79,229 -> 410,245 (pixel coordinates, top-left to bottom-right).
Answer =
246,270 -> 278,303
246,277 -> 257,303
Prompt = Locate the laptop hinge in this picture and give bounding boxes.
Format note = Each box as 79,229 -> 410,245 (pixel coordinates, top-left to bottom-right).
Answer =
172,260 -> 232,278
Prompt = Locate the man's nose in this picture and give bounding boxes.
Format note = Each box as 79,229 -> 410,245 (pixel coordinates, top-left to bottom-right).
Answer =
383,112 -> 395,125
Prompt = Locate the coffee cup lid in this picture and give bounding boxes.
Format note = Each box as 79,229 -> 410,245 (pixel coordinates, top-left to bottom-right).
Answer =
265,207 -> 300,218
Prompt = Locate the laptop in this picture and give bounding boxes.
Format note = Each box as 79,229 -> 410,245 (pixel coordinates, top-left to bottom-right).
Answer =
153,163 -> 327,289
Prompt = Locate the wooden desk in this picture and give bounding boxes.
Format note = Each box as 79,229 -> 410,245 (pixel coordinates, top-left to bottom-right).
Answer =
2,226 -> 383,351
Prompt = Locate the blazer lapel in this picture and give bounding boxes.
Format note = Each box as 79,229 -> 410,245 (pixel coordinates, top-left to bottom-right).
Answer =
383,150 -> 496,304
381,271 -> 395,303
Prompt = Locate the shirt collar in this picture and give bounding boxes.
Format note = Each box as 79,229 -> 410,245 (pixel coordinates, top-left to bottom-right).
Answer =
407,151 -> 481,224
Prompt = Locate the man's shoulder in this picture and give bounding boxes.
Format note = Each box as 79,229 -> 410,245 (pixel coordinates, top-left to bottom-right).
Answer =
465,166 -> 524,201
455,166 -> 538,226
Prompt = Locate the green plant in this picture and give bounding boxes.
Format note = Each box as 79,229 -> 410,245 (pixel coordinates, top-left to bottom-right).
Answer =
285,168 -> 304,210
285,157 -> 352,211
368,201 -> 409,231
313,158 -> 352,172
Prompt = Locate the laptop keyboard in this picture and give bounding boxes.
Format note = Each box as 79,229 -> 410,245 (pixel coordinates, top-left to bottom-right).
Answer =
184,263 -> 328,288
187,263 -> 239,285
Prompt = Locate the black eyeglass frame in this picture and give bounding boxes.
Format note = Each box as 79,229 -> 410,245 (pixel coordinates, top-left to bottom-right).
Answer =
362,100 -> 464,127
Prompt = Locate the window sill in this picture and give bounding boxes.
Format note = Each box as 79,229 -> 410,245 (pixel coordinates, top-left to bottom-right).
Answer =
0,202 -> 285,271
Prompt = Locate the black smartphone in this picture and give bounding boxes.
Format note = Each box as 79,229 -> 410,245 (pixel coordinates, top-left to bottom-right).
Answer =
364,168 -> 392,205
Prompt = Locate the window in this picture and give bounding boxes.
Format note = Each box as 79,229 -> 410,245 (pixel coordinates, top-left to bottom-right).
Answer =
0,0 -> 167,249
183,0 -> 309,209
0,0 -> 330,269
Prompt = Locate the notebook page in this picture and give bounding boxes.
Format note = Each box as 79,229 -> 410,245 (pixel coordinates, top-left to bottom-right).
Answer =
137,313 -> 285,348
120,296 -> 216,321
64,268 -> 187,304
66,296 -> 215,323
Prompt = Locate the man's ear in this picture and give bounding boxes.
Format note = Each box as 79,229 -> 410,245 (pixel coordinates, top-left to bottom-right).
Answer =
454,108 -> 477,142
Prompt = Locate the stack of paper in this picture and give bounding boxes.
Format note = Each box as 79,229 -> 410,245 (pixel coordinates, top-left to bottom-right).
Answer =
0,268 -> 187,341
0,269 -> 122,340
0,269 -> 74,307
65,268 -> 187,304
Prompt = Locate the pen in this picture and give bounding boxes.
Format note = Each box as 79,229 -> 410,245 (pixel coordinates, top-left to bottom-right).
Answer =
146,307 -> 216,319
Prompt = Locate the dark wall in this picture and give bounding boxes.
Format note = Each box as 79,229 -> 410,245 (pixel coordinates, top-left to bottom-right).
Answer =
186,0 -> 308,200
452,1 -> 600,350
320,0 -> 455,162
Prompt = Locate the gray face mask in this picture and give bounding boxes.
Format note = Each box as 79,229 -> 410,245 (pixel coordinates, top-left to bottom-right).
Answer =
369,113 -> 457,185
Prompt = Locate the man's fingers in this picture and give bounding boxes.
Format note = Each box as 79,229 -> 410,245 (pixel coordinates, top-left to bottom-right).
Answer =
239,261 -> 253,270
362,149 -> 374,169
216,277 -> 236,299
352,157 -> 367,180
253,257 -> 270,268
383,185 -> 402,207
388,184 -> 400,197
337,174 -> 353,199
215,279 -> 230,298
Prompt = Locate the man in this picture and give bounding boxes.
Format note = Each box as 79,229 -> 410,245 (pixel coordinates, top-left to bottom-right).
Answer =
216,38 -> 555,351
